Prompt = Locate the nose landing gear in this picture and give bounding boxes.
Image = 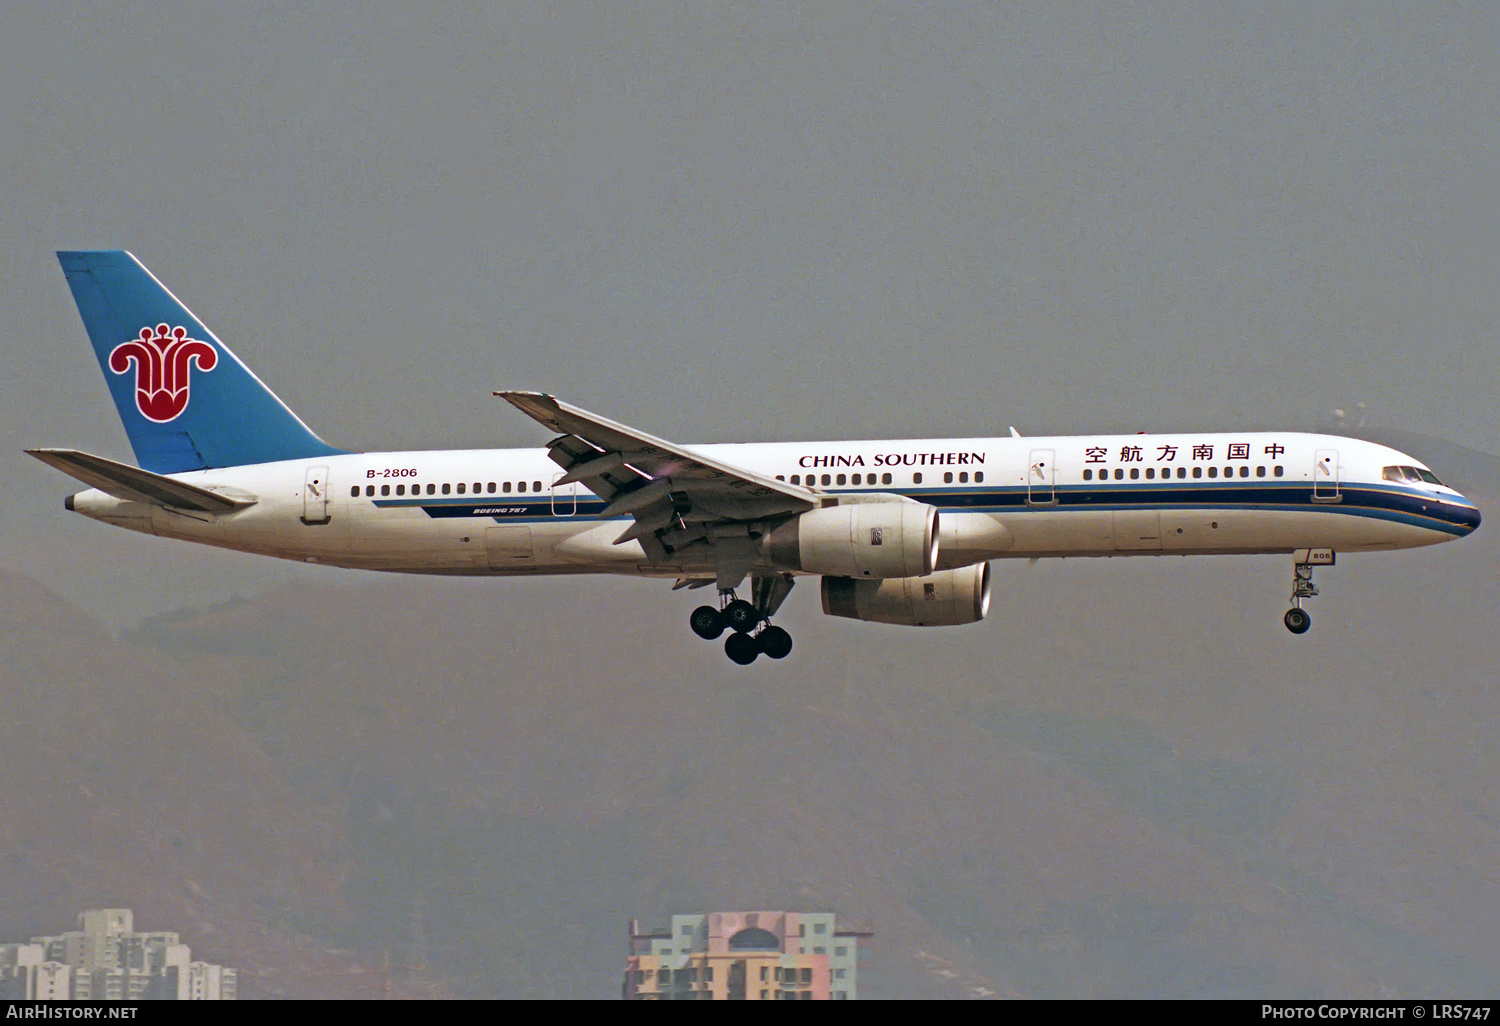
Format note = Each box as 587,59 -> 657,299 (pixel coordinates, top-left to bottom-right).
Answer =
1284,548 -> 1334,634
689,574 -> 796,663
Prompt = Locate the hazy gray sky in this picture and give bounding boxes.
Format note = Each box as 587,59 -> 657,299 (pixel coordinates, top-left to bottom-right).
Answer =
4,2 -> 1496,622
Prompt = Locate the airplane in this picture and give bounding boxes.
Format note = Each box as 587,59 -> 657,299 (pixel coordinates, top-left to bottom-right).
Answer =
30,251 -> 1482,663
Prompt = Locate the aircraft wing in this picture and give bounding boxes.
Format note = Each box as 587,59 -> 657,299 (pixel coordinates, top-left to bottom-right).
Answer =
27,448 -> 256,513
496,391 -> 817,571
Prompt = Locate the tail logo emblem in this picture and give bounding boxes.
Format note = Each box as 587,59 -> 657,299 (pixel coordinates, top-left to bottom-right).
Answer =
109,324 -> 218,423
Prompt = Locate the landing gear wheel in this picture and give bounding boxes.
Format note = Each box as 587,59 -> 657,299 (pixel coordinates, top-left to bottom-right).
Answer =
757,625 -> 793,660
1284,607 -> 1311,634
725,631 -> 760,664
690,605 -> 725,640
723,599 -> 760,634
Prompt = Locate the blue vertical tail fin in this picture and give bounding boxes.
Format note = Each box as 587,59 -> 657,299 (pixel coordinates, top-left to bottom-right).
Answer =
57,250 -> 346,473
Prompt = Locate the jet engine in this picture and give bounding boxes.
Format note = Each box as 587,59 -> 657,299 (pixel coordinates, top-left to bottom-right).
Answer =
765,501 -> 937,579
821,563 -> 991,626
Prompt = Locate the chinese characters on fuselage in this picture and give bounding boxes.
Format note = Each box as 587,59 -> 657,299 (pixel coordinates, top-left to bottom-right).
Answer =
1085,443 -> 1285,464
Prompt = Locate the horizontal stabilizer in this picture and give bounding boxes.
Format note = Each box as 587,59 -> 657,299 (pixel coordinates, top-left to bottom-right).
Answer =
27,448 -> 255,513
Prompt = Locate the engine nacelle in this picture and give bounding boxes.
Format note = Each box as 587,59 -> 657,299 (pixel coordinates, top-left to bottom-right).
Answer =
821,563 -> 992,627
765,501 -> 938,579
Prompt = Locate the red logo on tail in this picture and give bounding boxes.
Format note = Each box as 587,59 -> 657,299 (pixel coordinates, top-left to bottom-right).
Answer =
109,324 -> 218,423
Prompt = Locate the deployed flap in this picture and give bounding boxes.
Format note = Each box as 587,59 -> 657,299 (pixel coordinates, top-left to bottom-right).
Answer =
496,391 -> 816,564
27,448 -> 255,513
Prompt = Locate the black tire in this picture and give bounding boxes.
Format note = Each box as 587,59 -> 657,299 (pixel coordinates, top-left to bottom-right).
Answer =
690,605 -> 725,640
758,625 -> 793,660
725,631 -> 759,664
723,599 -> 760,634
1284,608 -> 1311,634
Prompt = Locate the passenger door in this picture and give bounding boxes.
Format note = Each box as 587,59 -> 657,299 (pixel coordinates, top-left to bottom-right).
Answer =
302,466 -> 330,524
1313,448 -> 1340,502
1026,449 -> 1056,505
551,473 -> 577,516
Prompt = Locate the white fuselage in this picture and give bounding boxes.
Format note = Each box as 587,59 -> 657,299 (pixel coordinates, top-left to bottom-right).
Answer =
69,431 -> 1481,578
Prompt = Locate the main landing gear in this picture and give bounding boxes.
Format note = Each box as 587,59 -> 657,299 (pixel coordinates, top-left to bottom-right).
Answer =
690,575 -> 795,664
1284,548 -> 1335,634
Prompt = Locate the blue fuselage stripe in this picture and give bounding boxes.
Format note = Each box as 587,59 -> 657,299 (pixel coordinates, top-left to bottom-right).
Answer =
369,481 -> 1479,537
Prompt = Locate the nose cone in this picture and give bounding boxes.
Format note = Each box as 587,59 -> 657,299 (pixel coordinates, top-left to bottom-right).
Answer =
1454,497 -> 1482,534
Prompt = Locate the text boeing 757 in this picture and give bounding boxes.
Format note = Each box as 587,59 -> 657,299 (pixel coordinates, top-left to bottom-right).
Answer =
30,251 -> 1481,663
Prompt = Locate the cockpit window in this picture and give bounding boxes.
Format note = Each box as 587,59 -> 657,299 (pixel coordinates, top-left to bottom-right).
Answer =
1383,465 -> 1444,486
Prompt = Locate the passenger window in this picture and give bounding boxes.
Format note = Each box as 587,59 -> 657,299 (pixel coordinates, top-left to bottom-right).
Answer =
959,471 -> 968,483
396,484 -> 405,495
790,474 -> 800,485
456,483 -> 466,494
442,483 -> 451,495
427,484 -> 436,495
517,481 -> 526,493
1130,468 -> 1140,480
1256,466 -> 1266,478
534,481 -> 542,491
488,482 -> 496,493
822,474 -> 831,486
1208,467 -> 1218,478
1192,467 -> 1202,479
366,485 -> 375,497
1223,467 -> 1231,478
974,471 -> 983,483
503,481 -> 512,493
1145,467 -> 1155,479
913,472 -> 923,484
1239,466 -> 1249,478
883,473 -> 893,484
1274,466 -> 1284,477
1083,469 -> 1092,481
836,473 -> 847,486
1114,469 -> 1124,480
381,484 -> 390,496
351,486 -> 360,498
776,475 -> 785,481
944,472 -> 953,484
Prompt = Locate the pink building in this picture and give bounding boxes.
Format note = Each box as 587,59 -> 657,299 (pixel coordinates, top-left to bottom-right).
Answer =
624,911 -> 868,1000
